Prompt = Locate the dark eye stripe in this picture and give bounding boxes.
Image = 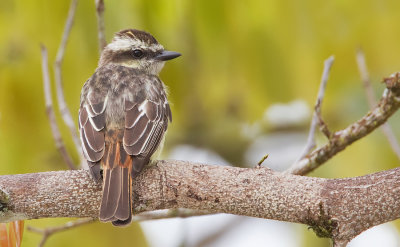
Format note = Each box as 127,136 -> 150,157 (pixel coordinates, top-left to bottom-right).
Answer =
114,50 -> 160,61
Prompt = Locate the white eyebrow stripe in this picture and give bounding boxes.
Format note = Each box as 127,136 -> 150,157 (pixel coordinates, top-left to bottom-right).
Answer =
107,37 -> 164,52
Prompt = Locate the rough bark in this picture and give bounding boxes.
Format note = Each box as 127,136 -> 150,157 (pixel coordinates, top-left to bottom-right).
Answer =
0,160 -> 400,243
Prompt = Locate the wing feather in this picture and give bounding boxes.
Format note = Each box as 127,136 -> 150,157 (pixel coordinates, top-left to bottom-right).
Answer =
80,127 -> 104,162
125,105 -> 142,128
123,80 -> 171,162
79,106 -> 89,127
89,113 -> 106,131
83,118 -> 105,152
165,103 -> 172,122
79,87 -> 106,164
125,121 -> 154,155
124,114 -> 150,146
143,100 -> 158,121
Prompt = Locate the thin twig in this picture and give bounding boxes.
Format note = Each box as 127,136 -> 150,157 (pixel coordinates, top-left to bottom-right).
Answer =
26,209 -> 211,247
26,210 -> 209,246
356,49 -> 376,108
41,45 -> 76,170
27,218 -> 95,247
95,0 -> 107,53
286,72 -> 400,175
257,154 -> 269,167
296,56 -> 334,161
54,0 -> 83,167
356,49 -> 400,160
193,217 -> 244,247
134,209 -> 211,221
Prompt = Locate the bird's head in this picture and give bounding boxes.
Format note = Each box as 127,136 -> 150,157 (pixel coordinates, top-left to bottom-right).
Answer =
99,29 -> 181,75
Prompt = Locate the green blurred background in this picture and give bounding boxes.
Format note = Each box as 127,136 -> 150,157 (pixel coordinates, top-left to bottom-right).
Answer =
1,0 -> 400,246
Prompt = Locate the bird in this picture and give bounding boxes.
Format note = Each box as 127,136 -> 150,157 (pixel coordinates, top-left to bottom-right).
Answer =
78,29 -> 180,226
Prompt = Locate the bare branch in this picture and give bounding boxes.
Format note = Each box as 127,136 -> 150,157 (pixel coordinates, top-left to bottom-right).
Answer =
315,56 -> 334,139
133,209 -> 211,221
95,0 -> 107,53
380,122 -> 400,158
356,49 -> 376,108
41,45 -> 76,170
296,56 -> 334,161
286,72 -> 400,175
192,217 -> 244,247
1,160 -> 400,244
356,49 -> 400,160
53,0 -> 83,166
27,218 -> 95,247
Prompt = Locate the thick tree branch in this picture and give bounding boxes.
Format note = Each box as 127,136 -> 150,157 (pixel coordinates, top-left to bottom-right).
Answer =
0,160 -> 400,244
286,72 -> 400,175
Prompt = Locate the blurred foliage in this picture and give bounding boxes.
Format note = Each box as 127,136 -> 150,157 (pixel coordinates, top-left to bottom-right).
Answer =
1,0 -> 400,246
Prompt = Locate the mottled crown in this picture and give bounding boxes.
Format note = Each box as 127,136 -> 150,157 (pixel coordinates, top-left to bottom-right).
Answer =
115,29 -> 159,46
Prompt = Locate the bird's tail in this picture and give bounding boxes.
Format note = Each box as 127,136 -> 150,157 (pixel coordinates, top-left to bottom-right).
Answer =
99,142 -> 132,226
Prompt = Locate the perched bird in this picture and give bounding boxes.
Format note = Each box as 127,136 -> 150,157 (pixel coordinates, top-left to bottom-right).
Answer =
79,29 -> 180,226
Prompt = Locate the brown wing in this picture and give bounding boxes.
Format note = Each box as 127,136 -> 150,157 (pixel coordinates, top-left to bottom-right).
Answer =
79,87 -> 107,181
123,82 -> 171,176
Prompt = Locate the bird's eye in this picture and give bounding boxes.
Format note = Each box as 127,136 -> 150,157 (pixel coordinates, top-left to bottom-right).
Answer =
132,49 -> 144,58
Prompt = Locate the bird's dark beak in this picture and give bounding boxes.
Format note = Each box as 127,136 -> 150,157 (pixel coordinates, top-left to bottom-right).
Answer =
155,50 -> 181,61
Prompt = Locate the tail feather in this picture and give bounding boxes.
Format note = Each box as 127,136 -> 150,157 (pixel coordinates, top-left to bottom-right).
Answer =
112,177 -> 132,227
99,142 -> 132,226
114,167 -> 131,220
